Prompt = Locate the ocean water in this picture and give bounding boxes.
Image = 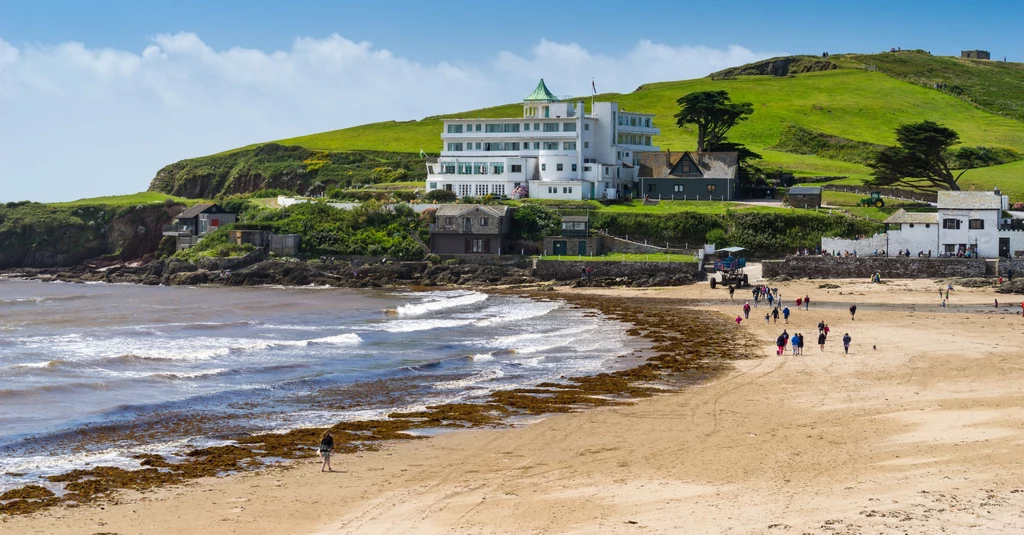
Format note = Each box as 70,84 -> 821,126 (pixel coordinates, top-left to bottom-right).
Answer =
0,279 -> 632,492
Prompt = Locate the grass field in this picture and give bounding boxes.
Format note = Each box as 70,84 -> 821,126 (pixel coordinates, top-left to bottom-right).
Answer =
597,200 -> 786,215
50,192 -> 195,206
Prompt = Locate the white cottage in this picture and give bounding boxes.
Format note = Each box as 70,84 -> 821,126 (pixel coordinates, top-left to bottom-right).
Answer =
822,189 -> 1024,258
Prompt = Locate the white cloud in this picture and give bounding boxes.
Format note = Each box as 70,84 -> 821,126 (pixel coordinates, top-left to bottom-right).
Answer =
0,34 -> 777,202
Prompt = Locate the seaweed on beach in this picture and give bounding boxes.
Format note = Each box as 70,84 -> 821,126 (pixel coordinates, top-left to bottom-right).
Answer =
1,291 -> 754,516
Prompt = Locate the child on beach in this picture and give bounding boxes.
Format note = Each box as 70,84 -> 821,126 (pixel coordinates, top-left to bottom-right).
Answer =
823,324 -> 830,338
318,430 -> 335,472
842,333 -> 852,354
783,306 -> 790,324
735,315 -> 743,325
765,313 -> 770,324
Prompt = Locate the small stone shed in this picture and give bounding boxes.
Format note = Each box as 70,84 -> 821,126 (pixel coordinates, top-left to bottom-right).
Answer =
787,186 -> 823,209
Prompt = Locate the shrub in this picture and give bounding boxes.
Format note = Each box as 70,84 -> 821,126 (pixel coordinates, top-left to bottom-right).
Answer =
394,190 -> 418,202
425,189 -> 457,203
705,228 -> 728,247
511,204 -> 561,241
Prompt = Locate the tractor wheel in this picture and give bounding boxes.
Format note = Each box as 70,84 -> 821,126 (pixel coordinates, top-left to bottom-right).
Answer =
874,200 -> 884,208
742,274 -> 749,286
710,277 -> 717,289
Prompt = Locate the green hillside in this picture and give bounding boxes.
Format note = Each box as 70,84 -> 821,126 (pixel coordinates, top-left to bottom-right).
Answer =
151,52 -> 1024,201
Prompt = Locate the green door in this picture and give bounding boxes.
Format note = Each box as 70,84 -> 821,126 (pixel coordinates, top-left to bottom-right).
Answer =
553,240 -> 567,255
578,240 -> 587,255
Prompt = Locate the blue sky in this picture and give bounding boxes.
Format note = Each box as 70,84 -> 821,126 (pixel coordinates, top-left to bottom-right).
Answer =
1,0 -> 1021,201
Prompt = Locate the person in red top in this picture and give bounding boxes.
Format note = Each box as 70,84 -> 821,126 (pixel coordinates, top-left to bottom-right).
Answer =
743,302 -> 751,319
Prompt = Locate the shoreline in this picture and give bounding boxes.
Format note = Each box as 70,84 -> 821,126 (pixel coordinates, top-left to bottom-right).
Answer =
0,287 -> 747,517
4,277 -> 1024,533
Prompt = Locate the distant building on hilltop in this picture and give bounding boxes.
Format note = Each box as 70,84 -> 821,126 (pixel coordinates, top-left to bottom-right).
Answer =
961,50 -> 991,60
424,79 -> 660,201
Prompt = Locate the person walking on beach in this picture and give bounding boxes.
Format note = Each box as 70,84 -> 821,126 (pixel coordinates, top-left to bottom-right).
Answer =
318,430 -> 335,472
799,332 -> 805,355
849,303 -> 857,320
782,330 -> 789,350
743,302 -> 751,319
804,294 -> 810,310
818,331 -> 826,352
782,306 -> 791,324
729,285 -> 735,300
767,292 -> 774,308
818,320 -> 825,334
823,323 -> 830,338
735,315 -> 743,325
771,307 -> 780,324
776,333 -> 786,355
765,312 -> 771,324
842,333 -> 852,354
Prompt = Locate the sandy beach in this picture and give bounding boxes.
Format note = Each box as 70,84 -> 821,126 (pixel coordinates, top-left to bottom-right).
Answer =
5,273 -> 1024,534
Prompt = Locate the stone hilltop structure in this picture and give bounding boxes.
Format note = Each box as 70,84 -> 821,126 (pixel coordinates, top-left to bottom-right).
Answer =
425,79 -> 660,200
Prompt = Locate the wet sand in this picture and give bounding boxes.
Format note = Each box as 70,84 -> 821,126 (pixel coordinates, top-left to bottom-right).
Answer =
5,275 -> 1024,534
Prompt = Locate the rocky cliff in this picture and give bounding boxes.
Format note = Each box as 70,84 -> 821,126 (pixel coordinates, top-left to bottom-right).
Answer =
0,202 -> 181,269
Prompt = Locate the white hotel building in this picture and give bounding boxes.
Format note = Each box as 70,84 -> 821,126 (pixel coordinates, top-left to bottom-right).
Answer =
425,80 -> 660,200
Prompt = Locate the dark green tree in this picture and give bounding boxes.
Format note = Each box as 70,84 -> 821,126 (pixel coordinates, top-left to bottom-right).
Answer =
674,91 -> 754,152
868,121 -> 972,191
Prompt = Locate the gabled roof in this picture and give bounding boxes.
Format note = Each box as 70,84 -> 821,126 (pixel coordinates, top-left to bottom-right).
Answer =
937,190 -> 1002,210
434,204 -> 510,218
788,186 -> 822,195
638,151 -> 739,179
524,79 -> 559,102
177,203 -> 224,219
883,209 -> 938,225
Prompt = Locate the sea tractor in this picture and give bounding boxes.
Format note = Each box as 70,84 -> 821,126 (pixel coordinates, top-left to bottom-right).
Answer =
708,246 -> 749,289
857,191 -> 885,208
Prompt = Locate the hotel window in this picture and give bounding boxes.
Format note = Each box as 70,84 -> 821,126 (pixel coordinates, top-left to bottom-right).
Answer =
427,166 -> 434,175
706,184 -> 717,193
476,184 -> 488,196
510,164 -> 522,173
563,187 -> 573,194
543,142 -> 559,150
548,187 -> 557,193
447,124 -> 463,133
645,118 -> 651,127
447,143 -> 463,151
502,142 -> 520,151
533,142 -> 540,149
475,124 -> 481,131
645,136 -> 651,146
563,122 -> 576,132
541,163 -> 546,171
485,124 -> 503,133
563,142 -> 577,150
555,163 -> 563,171
584,141 -> 589,148
534,123 -> 540,130
524,123 -> 530,131
491,163 -> 504,174
459,184 -> 471,196
584,124 -> 590,131
969,219 -> 985,229
944,244 -> 956,254
504,124 -> 520,132
571,164 -> 577,172
429,182 -> 438,189
543,123 -> 559,132
443,164 -> 455,174
943,218 -> 961,230
475,142 -> 481,150
480,217 -> 489,227
493,184 -> 505,196
673,185 -> 684,193
604,168 -> 609,175
583,166 -> 591,171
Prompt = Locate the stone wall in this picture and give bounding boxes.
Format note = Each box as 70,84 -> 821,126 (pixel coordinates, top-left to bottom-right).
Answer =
534,260 -> 699,281
762,256 -> 987,279
998,258 -> 1024,277
598,235 -> 697,255
543,236 -> 602,256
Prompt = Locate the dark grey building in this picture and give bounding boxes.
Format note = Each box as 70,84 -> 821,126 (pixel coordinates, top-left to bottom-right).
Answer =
430,204 -> 511,254
163,203 -> 237,250
636,152 -> 739,200
787,186 -> 823,208
961,50 -> 990,60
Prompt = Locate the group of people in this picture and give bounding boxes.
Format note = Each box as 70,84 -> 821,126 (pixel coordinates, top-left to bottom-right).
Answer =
738,284 -> 856,355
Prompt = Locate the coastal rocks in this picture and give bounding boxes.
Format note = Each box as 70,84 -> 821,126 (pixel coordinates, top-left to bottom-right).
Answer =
997,280 -> 1024,294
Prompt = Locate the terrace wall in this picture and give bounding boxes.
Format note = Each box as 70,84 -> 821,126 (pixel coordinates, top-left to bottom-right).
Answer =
762,256 -> 987,279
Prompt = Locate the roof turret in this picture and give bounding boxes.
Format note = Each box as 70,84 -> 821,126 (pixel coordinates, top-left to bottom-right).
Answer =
524,79 -> 559,102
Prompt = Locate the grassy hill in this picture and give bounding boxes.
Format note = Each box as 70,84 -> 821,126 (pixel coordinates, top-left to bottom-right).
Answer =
151,51 -> 1024,201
